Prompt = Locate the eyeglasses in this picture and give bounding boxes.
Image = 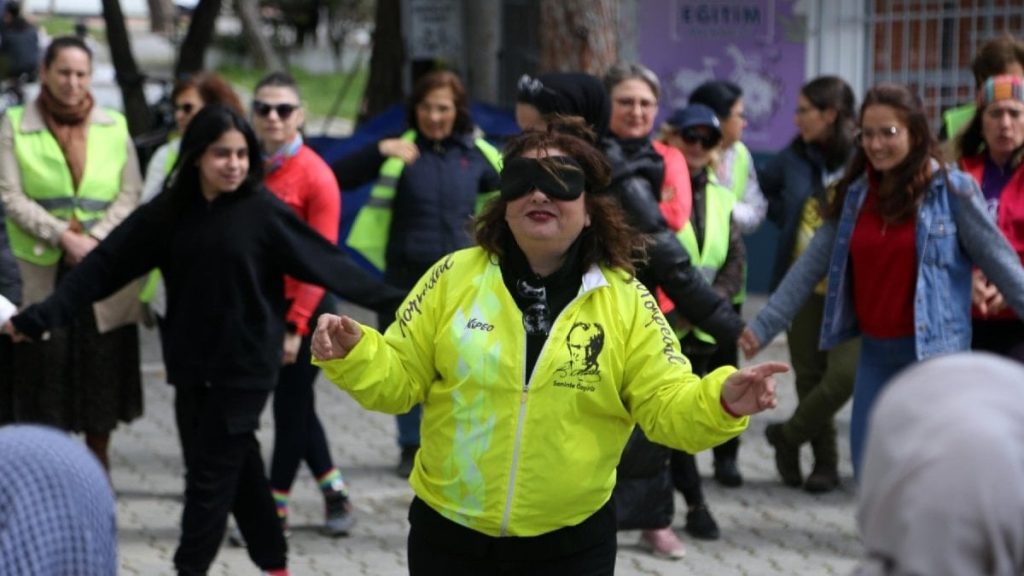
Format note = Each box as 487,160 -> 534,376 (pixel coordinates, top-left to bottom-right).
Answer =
680,129 -> 721,149
856,125 -> 902,144
614,97 -> 657,111
174,102 -> 195,115
252,100 -> 300,120
516,279 -> 550,336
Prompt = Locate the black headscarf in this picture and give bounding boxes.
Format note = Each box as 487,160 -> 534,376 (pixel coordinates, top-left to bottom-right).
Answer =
517,72 -> 611,138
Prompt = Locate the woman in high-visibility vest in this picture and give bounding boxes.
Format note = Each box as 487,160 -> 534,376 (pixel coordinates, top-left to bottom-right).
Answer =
758,76 -> 861,494
658,103 -> 747,547
331,69 -> 501,478
955,74 -> 1024,361
0,36 -> 143,471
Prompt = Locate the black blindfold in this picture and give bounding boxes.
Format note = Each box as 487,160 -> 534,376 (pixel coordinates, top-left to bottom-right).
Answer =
500,156 -> 586,201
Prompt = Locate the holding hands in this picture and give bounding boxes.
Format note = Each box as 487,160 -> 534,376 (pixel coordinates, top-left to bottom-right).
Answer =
972,269 -> 1007,316
720,361 -> 788,416
311,314 -> 364,361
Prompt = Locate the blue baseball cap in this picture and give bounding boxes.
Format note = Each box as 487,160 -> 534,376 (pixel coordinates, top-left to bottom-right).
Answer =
666,103 -> 722,135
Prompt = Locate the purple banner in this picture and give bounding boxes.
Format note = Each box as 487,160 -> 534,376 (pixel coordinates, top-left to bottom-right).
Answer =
637,0 -> 806,151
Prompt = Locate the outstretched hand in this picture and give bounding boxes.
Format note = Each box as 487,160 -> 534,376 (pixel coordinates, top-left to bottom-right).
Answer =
738,327 -> 761,360
310,314 -> 363,361
720,361 -> 788,416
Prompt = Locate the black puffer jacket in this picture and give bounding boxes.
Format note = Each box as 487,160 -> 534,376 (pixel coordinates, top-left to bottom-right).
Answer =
602,137 -> 744,342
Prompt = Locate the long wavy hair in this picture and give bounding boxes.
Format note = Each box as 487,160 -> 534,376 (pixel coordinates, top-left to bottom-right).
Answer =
475,120 -> 647,275
829,84 -> 940,223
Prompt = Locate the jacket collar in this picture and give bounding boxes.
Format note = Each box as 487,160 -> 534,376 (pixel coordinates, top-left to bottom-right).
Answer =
19,99 -> 116,133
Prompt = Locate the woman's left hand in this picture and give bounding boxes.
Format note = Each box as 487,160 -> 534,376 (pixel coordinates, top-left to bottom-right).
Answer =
720,361 -> 788,416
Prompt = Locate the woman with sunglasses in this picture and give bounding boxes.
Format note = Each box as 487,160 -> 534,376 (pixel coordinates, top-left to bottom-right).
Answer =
0,36 -> 142,471
651,103 -> 746,544
955,75 -> 1024,363
331,69 -> 501,478
311,120 -> 784,574
740,83 -> 1024,476
756,76 -> 860,493
250,71 -> 355,539
600,62 -> 744,560
3,105 -> 406,575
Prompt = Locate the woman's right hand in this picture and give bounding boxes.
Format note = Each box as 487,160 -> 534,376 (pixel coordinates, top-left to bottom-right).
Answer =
59,230 -> 98,266
311,313 -> 363,361
378,138 -> 420,164
738,327 -> 761,360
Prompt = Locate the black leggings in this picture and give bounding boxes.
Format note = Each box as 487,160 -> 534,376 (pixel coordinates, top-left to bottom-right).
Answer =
270,298 -> 336,491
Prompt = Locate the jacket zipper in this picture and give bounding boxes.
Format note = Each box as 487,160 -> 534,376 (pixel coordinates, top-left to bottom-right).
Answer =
498,289 -> 590,536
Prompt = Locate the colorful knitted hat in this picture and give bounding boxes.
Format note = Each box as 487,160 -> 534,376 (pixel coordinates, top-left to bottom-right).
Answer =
977,74 -> 1024,107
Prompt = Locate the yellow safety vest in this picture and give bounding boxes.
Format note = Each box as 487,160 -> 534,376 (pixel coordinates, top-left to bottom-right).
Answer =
675,170 -> 735,345
347,129 -> 503,271
725,141 -> 753,305
5,106 -> 129,266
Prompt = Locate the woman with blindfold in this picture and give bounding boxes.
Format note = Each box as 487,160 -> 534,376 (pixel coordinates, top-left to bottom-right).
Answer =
310,121 -> 784,574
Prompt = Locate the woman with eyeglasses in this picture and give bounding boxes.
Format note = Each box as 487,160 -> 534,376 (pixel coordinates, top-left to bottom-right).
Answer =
600,62 -> 744,560
740,83 -> 1024,476
2,104 -> 406,575
311,120 -> 784,574
0,36 -> 143,472
955,75 -> 1024,363
331,69 -> 501,478
250,71 -> 355,539
756,76 -> 861,493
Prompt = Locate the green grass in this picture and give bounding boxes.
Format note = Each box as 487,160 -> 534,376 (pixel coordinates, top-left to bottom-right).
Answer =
217,64 -> 368,122
37,16 -> 106,42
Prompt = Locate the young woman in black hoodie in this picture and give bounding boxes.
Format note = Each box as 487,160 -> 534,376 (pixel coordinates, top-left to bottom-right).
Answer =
5,105 -> 405,576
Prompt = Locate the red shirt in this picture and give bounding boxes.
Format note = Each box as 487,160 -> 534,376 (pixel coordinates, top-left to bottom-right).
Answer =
265,145 -> 341,335
849,187 -> 916,338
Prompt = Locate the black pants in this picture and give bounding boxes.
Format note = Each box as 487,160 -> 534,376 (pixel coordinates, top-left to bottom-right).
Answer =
173,386 -> 286,575
270,297 -> 335,491
407,498 -> 616,576
973,319 -> 1024,364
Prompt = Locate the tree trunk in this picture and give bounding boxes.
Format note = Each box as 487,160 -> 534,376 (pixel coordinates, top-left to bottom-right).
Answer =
147,0 -> 176,34
538,0 -> 618,75
235,0 -> 285,71
362,0 -> 403,120
101,0 -> 153,137
174,0 -> 221,78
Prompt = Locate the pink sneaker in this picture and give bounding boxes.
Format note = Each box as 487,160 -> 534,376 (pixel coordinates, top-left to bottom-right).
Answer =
639,527 -> 686,559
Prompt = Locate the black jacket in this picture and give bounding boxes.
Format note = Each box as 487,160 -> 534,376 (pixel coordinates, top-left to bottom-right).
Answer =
0,202 -> 20,305
332,131 -> 500,272
602,137 -> 744,342
13,186 -> 406,390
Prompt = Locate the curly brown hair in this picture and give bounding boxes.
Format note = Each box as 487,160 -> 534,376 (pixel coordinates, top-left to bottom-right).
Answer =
475,120 -> 647,274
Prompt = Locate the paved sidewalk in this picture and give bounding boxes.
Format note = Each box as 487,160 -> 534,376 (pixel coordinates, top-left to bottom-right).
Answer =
115,298 -> 862,575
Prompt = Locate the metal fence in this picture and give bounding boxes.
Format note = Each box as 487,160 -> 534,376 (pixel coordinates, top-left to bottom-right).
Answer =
865,0 -> 1024,125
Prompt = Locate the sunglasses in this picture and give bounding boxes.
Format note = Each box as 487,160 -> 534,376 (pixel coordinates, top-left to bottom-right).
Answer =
252,101 -> 300,120
174,102 -> 196,114
680,129 -> 720,149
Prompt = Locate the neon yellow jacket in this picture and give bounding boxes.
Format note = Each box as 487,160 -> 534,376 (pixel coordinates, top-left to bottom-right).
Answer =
316,247 -> 747,537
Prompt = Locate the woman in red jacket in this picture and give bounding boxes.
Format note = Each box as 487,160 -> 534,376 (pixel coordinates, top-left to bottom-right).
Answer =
252,72 -> 355,537
956,74 -> 1024,362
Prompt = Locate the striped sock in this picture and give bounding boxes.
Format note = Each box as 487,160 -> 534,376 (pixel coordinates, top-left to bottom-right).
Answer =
272,489 -> 290,519
317,468 -> 348,496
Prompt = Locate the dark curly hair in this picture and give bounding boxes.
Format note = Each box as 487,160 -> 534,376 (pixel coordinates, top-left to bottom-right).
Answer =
475,119 -> 647,274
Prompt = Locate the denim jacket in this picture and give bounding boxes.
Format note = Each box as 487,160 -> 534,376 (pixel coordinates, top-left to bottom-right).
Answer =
750,164 -> 1024,360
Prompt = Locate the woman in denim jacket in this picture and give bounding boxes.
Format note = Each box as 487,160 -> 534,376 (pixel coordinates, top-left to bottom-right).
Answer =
740,84 -> 1024,476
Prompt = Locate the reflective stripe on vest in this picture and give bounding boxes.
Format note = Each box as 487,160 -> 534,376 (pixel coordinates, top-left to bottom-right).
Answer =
675,172 -> 735,345
5,106 -> 129,265
347,129 -> 503,272
943,103 -> 976,141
